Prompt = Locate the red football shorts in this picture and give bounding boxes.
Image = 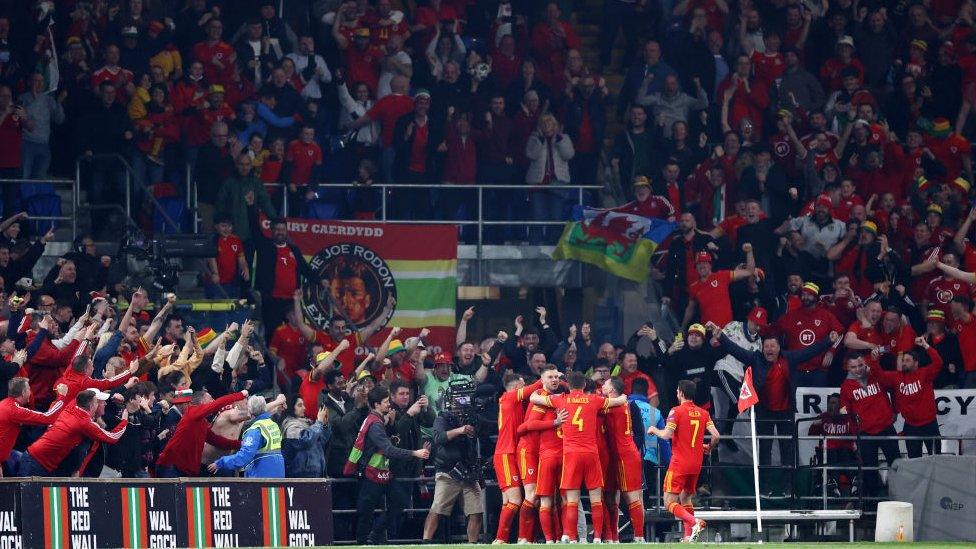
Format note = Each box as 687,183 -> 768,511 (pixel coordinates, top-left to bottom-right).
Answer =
494,452 -> 521,490
560,452 -> 604,490
519,448 -> 539,485
663,469 -> 699,495
535,454 -> 562,497
616,453 -> 643,492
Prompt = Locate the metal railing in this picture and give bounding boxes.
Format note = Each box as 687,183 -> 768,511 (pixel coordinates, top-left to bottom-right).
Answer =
74,153 -> 181,234
196,180 -> 600,228
0,177 -> 76,239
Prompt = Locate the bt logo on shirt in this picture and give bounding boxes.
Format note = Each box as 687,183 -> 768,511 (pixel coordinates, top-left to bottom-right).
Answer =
799,329 -> 815,345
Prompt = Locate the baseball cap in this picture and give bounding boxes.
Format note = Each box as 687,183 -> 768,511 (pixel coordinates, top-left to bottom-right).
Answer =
122,26 -> 139,36
687,323 -> 707,337
85,388 -> 113,401
353,27 -> 370,37
910,39 -> 928,52
747,307 -> 769,327
927,203 -> 944,216
209,84 -> 225,94
860,220 -> 878,234
434,351 -> 454,364
413,89 -> 432,100
801,282 -> 821,296
632,175 -> 651,188
837,35 -> 855,49
695,251 -> 713,264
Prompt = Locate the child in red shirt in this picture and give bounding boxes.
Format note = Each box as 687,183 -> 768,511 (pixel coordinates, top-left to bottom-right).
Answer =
206,216 -> 249,299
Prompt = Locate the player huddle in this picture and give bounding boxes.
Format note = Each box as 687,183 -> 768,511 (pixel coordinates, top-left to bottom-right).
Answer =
492,366 -> 718,544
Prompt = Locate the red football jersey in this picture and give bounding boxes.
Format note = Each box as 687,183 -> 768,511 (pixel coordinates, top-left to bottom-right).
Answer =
951,314 -> 976,372
666,400 -> 714,475
604,403 -> 641,460
496,380 -> 543,454
546,390 -> 609,454
216,234 -> 244,284
775,306 -> 843,373
688,270 -> 734,327
272,244 -> 299,299
926,276 -> 976,317
523,400 -> 564,459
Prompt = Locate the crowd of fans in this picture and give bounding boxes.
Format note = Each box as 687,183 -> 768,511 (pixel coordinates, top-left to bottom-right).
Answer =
0,0 -> 972,542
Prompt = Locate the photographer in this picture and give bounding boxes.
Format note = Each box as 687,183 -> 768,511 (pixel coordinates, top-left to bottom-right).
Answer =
344,386 -> 429,545
388,380 -> 434,539
421,385 -> 484,543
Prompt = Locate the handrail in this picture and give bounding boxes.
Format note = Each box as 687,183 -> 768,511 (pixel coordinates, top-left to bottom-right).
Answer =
76,153 -> 181,232
184,169 -> 601,285
0,176 -> 77,240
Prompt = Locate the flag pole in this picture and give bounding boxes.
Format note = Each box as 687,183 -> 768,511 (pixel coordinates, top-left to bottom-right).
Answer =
750,404 -> 763,538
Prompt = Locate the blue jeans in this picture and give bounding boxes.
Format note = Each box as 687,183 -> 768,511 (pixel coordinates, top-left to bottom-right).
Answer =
380,146 -> 396,183
529,187 -> 567,244
155,465 -> 180,478
21,140 -> 52,196
17,452 -> 52,477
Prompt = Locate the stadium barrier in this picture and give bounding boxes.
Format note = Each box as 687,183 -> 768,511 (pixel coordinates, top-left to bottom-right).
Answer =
0,478 -> 332,548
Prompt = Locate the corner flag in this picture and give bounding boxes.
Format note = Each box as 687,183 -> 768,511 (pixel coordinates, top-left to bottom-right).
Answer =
738,367 -> 759,413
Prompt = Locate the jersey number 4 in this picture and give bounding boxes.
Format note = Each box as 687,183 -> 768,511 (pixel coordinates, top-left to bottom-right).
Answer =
571,407 -> 584,432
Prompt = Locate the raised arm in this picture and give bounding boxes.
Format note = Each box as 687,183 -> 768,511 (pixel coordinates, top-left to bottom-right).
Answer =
142,294 -> 176,344
456,306 -> 474,347
731,242 -> 756,281
936,261 -> 976,284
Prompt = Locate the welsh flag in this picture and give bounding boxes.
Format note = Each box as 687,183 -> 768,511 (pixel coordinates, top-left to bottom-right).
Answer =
552,206 -> 676,282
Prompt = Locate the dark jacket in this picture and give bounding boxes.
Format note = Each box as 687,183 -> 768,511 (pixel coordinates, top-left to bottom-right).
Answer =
246,204 -> 321,296
719,333 -> 834,409
331,403 -> 368,476
195,142 -> 234,205
738,165 -> 794,226
393,113 -> 444,179
390,403 -> 434,478
663,342 -> 724,407
431,413 -> 477,474
662,230 -> 717,301
503,326 -> 558,377
105,403 -> 161,476
563,91 -> 608,152
0,240 -> 44,292
80,101 -> 132,155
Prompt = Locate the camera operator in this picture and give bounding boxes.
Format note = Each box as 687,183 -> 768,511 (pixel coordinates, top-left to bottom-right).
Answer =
421,386 -> 484,543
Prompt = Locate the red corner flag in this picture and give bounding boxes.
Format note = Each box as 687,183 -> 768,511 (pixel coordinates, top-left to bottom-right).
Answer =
738,367 -> 759,413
